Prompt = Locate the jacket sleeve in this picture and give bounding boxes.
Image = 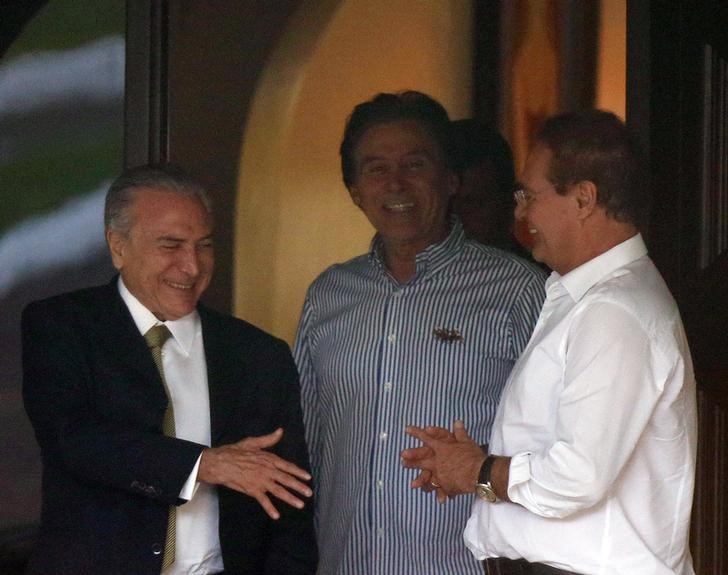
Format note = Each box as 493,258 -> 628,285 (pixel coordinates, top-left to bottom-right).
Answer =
22,298 -> 203,505
263,338 -> 318,574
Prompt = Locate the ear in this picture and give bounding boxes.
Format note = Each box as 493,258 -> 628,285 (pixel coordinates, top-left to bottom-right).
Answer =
106,229 -> 126,270
573,180 -> 598,219
349,186 -> 362,207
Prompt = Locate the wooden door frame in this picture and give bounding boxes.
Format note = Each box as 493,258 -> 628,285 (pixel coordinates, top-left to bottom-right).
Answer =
627,2 -> 728,573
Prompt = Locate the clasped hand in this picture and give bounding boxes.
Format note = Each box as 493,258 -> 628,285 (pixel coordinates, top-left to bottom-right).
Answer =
401,420 -> 485,503
198,428 -> 312,520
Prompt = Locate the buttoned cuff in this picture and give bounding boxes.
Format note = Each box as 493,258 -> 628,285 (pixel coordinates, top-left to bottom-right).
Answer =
505,451 -> 532,500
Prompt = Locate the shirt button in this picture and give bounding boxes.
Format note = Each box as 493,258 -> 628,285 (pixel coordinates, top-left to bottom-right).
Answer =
387,334 -> 396,343
384,381 -> 392,392
379,431 -> 388,441
377,528 -> 384,538
376,479 -> 384,490
151,543 -> 163,555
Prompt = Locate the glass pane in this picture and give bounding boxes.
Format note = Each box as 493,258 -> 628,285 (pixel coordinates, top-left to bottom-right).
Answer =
0,0 -> 125,534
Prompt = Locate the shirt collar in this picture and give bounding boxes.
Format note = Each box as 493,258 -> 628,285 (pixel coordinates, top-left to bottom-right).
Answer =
117,277 -> 200,356
546,233 -> 648,302
368,216 -> 466,281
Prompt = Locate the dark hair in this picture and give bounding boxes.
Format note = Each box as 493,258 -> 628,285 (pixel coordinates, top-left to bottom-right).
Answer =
340,90 -> 452,188
449,119 -> 515,199
535,109 -> 647,229
104,163 -> 212,235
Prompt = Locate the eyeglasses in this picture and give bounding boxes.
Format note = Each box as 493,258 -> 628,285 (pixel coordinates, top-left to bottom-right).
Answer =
513,188 -> 535,206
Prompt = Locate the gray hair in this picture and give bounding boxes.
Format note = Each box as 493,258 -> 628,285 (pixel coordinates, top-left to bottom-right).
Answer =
104,163 -> 213,236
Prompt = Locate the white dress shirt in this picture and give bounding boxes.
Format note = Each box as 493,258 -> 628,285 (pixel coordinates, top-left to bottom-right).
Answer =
119,279 -> 224,575
464,234 -> 697,574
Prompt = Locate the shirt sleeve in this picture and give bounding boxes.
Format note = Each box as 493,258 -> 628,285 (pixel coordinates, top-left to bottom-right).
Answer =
292,291 -> 322,481
506,300 -> 672,517
509,269 -> 547,355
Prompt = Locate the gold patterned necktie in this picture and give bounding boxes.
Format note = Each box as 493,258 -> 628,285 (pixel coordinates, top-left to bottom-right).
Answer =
144,324 -> 176,571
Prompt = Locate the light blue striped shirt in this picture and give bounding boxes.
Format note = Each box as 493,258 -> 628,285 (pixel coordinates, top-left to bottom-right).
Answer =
294,220 -> 546,574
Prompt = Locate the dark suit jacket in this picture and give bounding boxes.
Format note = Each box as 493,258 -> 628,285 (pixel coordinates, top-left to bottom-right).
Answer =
21,279 -> 317,574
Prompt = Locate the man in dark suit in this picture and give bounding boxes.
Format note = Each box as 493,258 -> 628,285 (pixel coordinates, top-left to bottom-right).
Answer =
22,164 -> 317,574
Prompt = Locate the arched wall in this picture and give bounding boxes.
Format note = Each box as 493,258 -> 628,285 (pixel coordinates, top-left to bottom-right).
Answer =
234,0 -> 474,344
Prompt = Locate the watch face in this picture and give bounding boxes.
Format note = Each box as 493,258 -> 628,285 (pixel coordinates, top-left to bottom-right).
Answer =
476,483 -> 497,503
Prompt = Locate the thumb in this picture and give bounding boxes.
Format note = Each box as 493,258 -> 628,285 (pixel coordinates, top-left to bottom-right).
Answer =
453,419 -> 470,442
238,427 -> 284,450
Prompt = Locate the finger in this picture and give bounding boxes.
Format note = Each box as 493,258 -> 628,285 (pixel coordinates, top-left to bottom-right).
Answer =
436,488 -> 448,504
252,491 -> 281,520
425,475 -> 442,493
405,425 -> 436,445
401,445 -> 434,462
238,428 -> 284,450
401,455 -> 435,471
269,456 -> 312,481
410,469 -> 433,490
272,470 -> 313,498
453,419 -> 471,442
235,449 -> 312,480
267,481 -> 307,510
424,426 -> 451,439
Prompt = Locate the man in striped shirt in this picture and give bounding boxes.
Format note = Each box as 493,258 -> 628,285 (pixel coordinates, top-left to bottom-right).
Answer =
294,91 -> 546,574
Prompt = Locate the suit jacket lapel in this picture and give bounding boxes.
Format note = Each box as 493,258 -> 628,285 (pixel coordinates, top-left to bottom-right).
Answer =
91,279 -> 169,407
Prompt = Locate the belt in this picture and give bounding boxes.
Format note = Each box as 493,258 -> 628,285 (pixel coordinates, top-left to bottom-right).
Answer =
483,557 -> 580,575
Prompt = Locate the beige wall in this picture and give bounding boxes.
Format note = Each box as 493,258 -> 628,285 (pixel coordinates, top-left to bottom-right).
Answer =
234,0 -> 473,344
596,0 -> 626,119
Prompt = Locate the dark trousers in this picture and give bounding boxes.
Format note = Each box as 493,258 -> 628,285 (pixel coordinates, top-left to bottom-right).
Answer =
483,557 -> 580,575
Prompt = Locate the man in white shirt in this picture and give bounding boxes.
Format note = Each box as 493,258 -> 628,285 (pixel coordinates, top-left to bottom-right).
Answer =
22,164 -> 317,574
401,110 -> 697,575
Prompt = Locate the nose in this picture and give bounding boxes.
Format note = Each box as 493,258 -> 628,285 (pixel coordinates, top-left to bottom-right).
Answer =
387,170 -> 403,192
178,246 -> 200,276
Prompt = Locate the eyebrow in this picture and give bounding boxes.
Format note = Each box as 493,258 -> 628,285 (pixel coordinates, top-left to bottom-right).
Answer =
156,234 -> 214,243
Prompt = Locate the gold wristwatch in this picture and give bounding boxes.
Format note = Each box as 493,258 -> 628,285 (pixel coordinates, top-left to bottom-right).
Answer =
475,454 -> 499,502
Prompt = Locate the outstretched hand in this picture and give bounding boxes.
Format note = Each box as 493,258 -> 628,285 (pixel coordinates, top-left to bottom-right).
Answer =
401,420 -> 485,501
198,428 -> 312,520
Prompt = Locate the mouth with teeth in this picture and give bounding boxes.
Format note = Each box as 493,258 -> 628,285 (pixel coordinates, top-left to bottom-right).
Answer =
383,201 -> 415,213
165,279 -> 195,290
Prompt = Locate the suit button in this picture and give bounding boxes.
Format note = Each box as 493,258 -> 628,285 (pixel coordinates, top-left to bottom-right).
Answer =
152,543 -> 163,555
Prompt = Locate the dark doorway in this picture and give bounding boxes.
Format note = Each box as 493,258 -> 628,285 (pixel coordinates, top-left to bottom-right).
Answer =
628,2 -> 728,573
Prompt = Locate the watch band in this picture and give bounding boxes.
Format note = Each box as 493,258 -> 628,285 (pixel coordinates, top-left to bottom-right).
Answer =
475,455 -> 499,502
478,454 -> 496,485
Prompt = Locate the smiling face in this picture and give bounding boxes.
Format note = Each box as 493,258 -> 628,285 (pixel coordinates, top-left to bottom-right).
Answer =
349,119 -> 458,256
515,144 -> 582,274
107,188 -> 214,320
